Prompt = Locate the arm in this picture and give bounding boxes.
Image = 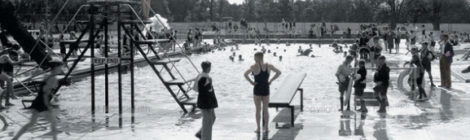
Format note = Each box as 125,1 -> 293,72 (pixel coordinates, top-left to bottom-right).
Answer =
268,64 -> 281,84
198,77 -> 207,94
244,66 -> 255,86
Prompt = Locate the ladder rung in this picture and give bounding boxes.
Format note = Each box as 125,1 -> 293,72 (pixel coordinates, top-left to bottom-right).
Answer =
152,58 -> 181,65
164,78 -> 195,85
179,90 -> 197,105
120,20 -> 152,24
134,39 -> 171,45
87,0 -> 140,5
181,97 -> 197,105
60,39 -> 89,44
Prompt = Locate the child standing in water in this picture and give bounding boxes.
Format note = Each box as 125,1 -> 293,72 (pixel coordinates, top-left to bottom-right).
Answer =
13,59 -> 63,140
194,61 -> 218,140
244,52 -> 281,133
374,56 -> 390,113
336,56 -> 353,111
354,60 -> 367,112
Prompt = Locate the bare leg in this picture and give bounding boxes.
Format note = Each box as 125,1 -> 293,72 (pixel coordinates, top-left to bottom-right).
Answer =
12,111 -> 40,140
0,90 -> 4,108
5,72 -> 13,104
261,96 -> 270,132
0,114 -> 7,129
46,110 -> 58,140
253,96 -> 262,133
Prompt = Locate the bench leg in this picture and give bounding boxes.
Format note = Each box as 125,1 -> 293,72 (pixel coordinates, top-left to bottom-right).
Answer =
298,88 -> 304,112
290,106 -> 295,127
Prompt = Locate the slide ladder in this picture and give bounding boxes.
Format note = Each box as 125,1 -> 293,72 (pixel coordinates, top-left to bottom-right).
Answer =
120,20 -> 199,113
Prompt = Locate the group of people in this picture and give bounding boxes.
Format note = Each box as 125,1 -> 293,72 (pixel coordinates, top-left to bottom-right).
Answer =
194,52 -> 281,140
337,28 -> 456,115
184,28 -> 203,50
280,18 -> 297,32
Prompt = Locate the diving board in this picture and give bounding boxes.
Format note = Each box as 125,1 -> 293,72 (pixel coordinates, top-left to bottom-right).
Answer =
269,73 -> 306,127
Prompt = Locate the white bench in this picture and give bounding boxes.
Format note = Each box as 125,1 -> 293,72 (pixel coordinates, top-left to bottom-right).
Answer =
269,73 -> 306,127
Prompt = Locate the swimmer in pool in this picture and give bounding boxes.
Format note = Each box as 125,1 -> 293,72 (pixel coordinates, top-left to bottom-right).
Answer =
239,55 -> 244,61
299,49 -> 313,56
261,46 -> 266,53
244,52 -> 281,133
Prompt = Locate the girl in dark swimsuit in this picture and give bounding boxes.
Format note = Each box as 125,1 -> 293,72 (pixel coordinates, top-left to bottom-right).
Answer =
244,52 -> 281,133
13,59 -> 63,140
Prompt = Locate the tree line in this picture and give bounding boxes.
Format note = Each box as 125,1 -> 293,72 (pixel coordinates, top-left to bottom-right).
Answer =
10,0 -> 470,30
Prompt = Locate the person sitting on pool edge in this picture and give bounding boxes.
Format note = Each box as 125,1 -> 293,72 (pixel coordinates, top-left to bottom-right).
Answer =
336,55 -> 353,111
194,61 -> 218,140
244,52 -> 281,133
374,56 -> 390,113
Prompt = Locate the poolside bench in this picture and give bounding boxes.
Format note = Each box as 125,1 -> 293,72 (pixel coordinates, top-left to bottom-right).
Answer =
269,73 -> 306,127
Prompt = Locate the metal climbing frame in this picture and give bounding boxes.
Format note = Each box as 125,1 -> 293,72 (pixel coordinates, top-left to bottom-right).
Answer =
51,1 -> 200,127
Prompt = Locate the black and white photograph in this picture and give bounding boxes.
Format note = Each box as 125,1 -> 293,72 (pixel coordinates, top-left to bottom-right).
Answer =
0,0 -> 470,139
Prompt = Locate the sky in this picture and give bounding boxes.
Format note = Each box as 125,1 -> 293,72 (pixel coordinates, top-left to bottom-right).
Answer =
227,0 -> 244,5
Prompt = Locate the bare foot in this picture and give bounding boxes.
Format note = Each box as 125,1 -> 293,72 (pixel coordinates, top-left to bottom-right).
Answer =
254,129 -> 260,133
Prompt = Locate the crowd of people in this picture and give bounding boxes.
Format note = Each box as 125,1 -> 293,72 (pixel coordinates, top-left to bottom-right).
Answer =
334,23 -> 460,115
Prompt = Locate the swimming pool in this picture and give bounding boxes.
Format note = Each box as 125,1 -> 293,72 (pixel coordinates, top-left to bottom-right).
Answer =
13,43 -> 470,140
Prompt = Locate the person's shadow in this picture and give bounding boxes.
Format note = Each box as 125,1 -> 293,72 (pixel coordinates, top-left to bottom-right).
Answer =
266,124 -> 304,140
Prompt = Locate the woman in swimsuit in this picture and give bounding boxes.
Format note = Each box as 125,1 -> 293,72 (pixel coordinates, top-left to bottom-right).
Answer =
13,59 -> 64,140
244,52 -> 281,133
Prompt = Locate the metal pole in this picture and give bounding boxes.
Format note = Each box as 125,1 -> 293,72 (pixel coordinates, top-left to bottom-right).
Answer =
90,4 -> 96,116
131,24 -> 136,124
117,4 -> 123,128
104,7 -> 109,114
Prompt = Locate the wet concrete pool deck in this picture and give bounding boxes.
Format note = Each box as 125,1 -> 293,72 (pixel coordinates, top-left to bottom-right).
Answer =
1,43 -> 470,140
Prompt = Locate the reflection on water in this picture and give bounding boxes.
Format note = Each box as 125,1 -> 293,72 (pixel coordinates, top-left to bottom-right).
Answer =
353,113 -> 366,138
440,89 -> 453,121
373,119 -> 389,140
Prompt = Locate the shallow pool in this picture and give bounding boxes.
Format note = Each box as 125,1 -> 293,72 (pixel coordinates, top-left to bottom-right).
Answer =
27,43 -> 470,140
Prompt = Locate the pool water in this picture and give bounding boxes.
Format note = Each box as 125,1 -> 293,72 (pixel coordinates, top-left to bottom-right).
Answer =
6,43 -> 470,140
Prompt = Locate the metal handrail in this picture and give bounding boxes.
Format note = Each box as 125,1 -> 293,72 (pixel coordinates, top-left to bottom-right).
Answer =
123,4 -> 200,81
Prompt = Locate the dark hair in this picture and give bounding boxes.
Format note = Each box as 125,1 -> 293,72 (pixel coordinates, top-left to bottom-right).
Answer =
201,61 -> 211,72
442,34 -> 449,39
12,44 -> 20,50
358,60 -> 366,66
255,52 -> 264,59
345,55 -> 353,61
378,55 -> 386,60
